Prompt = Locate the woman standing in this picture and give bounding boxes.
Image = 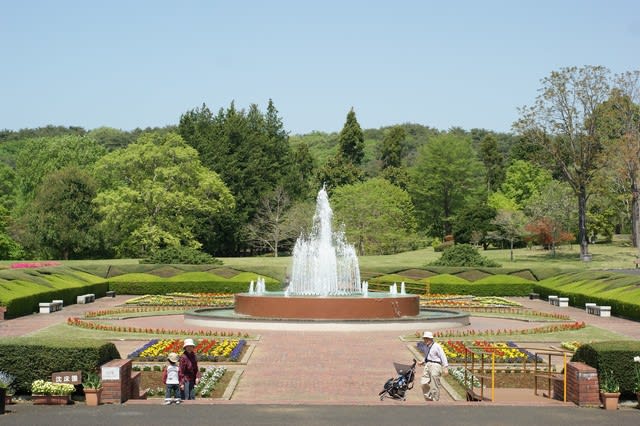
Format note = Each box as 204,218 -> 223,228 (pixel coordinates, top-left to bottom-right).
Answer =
179,338 -> 200,400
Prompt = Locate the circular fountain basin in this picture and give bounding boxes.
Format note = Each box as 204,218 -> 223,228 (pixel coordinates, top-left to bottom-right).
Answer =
235,292 -> 419,319
184,305 -> 470,330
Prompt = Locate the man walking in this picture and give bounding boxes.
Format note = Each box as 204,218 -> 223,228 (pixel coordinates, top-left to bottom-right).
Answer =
418,331 -> 449,401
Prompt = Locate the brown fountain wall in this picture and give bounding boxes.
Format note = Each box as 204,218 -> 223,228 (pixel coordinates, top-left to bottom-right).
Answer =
234,294 -> 420,319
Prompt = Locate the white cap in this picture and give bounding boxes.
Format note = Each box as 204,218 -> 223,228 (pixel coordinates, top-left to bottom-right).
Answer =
422,331 -> 434,339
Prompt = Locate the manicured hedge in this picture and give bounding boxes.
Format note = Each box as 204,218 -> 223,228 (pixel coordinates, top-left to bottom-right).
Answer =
534,271 -> 640,321
368,274 -> 425,294
428,281 -> 533,296
107,272 -> 280,295
0,337 -> 121,393
0,268 -> 109,319
571,340 -> 640,398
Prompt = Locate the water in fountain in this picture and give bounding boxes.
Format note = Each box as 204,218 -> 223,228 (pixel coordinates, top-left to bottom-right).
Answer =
287,186 -> 361,296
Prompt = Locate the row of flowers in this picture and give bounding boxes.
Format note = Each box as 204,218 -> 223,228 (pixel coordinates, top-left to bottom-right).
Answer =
124,293 -> 234,307
418,340 -> 541,364
413,321 -> 586,339
560,341 -> 583,352
85,306 -> 192,318
66,317 -> 250,338
128,338 -> 246,362
31,379 -> 75,396
194,366 -> 227,397
448,367 -> 483,388
10,261 -> 61,269
420,296 -> 522,308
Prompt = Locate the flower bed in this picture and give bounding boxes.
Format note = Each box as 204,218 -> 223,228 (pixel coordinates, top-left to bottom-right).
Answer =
128,338 -> 246,362
419,340 -> 542,364
412,321 -> 586,340
124,293 -> 234,307
142,366 -> 229,398
67,316 -> 250,338
421,295 -> 522,308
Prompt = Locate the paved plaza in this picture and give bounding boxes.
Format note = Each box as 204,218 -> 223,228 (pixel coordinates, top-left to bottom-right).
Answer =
1,295 -> 639,423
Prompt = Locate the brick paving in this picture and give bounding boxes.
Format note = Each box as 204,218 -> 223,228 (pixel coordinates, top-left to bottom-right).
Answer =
1,295 -> 638,407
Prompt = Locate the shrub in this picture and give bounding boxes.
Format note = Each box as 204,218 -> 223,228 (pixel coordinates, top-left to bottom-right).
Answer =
571,340 -> 640,398
108,272 -> 280,295
0,338 -> 120,393
430,244 -> 501,267
141,246 -> 222,265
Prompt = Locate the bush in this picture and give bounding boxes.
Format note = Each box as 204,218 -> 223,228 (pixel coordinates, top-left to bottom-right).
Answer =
141,246 -> 222,265
572,340 -> 640,398
430,244 -> 501,267
0,338 -> 120,393
108,272 -> 280,295
429,281 -> 533,296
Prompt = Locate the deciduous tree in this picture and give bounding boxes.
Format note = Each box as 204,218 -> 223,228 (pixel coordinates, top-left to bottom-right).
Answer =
331,178 -> 417,255
93,132 -> 234,257
514,65 -> 611,260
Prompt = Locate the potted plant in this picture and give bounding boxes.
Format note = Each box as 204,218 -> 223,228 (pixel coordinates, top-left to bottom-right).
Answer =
31,379 -> 75,405
633,356 -> 640,405
0,370 -> 15,414
598,369 -> 620,410
83,372 -> 103,406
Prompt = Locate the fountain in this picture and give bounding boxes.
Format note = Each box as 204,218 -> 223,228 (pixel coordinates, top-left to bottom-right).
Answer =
233,187 -> 421,319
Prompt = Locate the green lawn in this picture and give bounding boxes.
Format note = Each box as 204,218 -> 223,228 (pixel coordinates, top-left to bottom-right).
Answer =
2,236 -> 638,281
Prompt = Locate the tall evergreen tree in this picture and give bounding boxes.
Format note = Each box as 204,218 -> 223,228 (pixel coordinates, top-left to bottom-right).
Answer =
379,126 -> 406,169
178,100 -> 293,255
479,134 -> 505,192
338,108 -> 365,165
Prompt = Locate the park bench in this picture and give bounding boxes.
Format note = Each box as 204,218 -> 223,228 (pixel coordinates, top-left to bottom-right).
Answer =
557,297 -> 569,307
77,293 -> 95,304
586,304 -> 611,317
548,295 -> 559,306
105,290 -> 116,298
40,300 -> 64,313
529,292 -> 539,300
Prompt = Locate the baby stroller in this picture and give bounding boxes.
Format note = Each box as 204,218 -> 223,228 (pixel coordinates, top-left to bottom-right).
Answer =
378,359 -> 416,401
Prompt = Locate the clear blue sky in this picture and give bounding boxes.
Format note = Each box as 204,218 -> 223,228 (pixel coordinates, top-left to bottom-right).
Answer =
1,0 -> 639,135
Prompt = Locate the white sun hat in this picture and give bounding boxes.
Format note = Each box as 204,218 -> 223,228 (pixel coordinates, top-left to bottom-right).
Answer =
183,338 -> 196,348
422,331 -> 434,339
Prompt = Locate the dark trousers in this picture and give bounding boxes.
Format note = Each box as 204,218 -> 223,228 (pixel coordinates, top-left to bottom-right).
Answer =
182,379 -> 196,400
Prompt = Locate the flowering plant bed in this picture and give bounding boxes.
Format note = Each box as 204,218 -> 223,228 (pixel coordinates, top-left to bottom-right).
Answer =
141,366 -> 230,398
67,316 -> 251,338
419,340 -> 542,364
124,293 -> 234,307
128,338 -> 247,362
410,321 -> 586,340
421,295 -> 522,308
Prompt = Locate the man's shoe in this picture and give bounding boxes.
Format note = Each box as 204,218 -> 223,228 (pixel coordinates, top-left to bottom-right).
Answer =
163,400 -> 171,405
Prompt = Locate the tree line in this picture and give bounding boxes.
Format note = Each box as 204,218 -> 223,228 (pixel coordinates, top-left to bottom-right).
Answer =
0,65 -> 639,261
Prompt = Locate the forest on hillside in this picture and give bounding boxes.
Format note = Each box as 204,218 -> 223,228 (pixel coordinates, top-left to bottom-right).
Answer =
0,66 -> 639,261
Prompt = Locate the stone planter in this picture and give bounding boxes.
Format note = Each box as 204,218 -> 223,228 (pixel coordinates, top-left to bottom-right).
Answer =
32,394 -> 72,405
84,388 -> 102,406
599,391 -> 620,410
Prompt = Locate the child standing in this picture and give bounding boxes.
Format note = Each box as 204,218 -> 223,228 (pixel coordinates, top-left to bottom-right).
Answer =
162,352 -> 181,405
